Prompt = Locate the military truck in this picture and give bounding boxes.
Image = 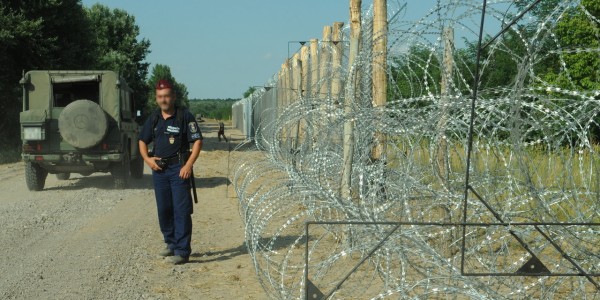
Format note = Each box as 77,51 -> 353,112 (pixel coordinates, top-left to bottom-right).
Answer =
19,70 -> 144,190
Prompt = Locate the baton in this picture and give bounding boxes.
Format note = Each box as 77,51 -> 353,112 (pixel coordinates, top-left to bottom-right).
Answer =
190,168 -> 198,204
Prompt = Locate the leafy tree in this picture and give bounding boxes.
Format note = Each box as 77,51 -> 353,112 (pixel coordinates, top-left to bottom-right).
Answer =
243,87 -> 257,98
2,0 -> 96,69
0,1 -> 153,163
459,28 -> 529,93
514,0 -> 599,91
542,0 -> 600,91
86,4 -> 151,118
389,45 -> 441,101
0,0 -> 95,162
0,4 -> 43,160
515,0 -> 562,19
467,0 -> 600,143
147,64 -> 190,111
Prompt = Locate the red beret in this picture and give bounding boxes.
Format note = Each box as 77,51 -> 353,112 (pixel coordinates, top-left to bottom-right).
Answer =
156,79 -> 173,90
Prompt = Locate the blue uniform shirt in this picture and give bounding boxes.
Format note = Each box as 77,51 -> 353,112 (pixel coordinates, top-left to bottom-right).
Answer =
139,108 -> 203,158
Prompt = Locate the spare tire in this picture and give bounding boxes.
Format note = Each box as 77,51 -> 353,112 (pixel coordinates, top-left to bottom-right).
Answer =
58,99 -> 108,149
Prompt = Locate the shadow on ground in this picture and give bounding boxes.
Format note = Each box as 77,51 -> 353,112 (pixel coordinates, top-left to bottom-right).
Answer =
201,138 -> 234,151
189,235 -> 302,264
44,173 -> 231,192
44,174 -> 154,191
196,176 -> 230,188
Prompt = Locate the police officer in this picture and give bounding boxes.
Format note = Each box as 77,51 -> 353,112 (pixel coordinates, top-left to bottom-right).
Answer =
138,79 -> 203,265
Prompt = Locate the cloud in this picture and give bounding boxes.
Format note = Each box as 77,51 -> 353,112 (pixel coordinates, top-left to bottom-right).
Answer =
263,52 -> 272,60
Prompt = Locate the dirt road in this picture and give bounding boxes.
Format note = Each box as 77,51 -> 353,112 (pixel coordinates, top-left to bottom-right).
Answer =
0,121 -> 266,299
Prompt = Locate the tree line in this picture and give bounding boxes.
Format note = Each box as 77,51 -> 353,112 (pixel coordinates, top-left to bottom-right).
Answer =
0,1 -> 151,160
0,0 -> 194,163
392,0 -> 599,141
395,0 -> 599,96
188,99 -> 239,121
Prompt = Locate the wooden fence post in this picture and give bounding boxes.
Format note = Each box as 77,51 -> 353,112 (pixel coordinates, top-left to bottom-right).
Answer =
300,46 -> 309,98
371,0 -> 388,161
331,22 -> 345,101
277,65 -> 283,141
285,58 -> 292,108
292,53 -> 302,102
299,46 -> 310,144
281,59 -> 291,143
310,39 -> 319,98
436,27 -> 453,186
319,26 -> 332,98
341,0 -> 362,199
292,53 -> 302,147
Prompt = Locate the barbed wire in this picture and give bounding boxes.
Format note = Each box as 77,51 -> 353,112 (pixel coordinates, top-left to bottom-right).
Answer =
233,0 -> 600,299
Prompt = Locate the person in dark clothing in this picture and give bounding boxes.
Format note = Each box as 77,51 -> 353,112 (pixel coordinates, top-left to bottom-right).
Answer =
138,79 -> 203,265
218,121 -> 228,142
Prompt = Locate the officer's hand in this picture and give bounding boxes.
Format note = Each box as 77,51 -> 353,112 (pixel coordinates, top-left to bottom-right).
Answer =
180,164 -> 192,179
145,157 -> 162,171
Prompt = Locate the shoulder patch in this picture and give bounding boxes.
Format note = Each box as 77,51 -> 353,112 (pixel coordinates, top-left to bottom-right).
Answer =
189,122 -> 198,133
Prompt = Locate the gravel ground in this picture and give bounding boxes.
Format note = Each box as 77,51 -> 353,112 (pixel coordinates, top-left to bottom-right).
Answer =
0,121 -> 266,300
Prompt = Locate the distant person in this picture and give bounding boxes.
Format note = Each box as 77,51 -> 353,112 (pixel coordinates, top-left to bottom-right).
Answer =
138,79 -> 203,265
218,120 -> 228,142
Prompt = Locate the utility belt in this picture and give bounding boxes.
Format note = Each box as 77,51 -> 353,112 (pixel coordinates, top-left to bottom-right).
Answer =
156,151 -> 189,169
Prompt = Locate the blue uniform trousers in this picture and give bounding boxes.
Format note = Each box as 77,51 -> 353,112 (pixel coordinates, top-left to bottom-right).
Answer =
152,162 -> 193,258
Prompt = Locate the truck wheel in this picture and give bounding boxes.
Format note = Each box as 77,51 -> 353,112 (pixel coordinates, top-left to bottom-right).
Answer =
58,99 -> 108,149
130,157 -> 144,179
111,151 -> 130,189
25,162 -> 48,191
56,173 -> 70,180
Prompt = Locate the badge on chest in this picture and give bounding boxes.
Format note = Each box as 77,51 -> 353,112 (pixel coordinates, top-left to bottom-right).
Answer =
165,125 -> 180,145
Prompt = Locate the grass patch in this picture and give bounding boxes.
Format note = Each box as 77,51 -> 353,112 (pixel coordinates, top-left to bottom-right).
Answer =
388,137 -> 600,223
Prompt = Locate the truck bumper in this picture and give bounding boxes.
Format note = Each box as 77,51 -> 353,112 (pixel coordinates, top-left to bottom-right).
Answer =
22,153 -> 123,163
22,153 -> 124,174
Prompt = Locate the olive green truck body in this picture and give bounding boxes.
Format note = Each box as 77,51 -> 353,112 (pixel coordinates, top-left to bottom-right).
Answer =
20,70 -> 144,190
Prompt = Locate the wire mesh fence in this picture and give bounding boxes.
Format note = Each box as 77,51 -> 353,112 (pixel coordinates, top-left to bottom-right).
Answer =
232,0 -> 600,298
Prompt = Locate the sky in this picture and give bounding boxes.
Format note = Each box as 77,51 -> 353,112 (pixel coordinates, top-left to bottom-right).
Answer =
79,0 -> 508,99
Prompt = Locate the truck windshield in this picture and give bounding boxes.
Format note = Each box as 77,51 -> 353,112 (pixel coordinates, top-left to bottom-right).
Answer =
53,81 -> 100,107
